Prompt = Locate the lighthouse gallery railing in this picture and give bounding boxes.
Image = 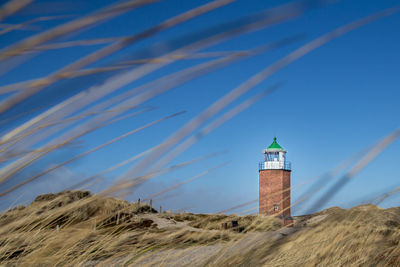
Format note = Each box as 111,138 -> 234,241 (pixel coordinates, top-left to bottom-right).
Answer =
259,161 -> 291,171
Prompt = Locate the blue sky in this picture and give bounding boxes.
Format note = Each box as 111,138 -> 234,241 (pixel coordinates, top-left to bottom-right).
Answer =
0,0 -> 400,214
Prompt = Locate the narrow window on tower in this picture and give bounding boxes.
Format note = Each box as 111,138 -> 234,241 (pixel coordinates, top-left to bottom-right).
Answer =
274,204 -> 279,211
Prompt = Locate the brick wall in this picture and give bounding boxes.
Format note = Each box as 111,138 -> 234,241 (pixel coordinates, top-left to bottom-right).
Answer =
259,169 -> 291,217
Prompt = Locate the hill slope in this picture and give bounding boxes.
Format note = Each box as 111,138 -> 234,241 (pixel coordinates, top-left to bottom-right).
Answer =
1,191 -> 399,266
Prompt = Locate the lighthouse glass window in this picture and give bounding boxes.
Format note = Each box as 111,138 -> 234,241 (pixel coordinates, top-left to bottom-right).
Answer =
266,152 -> 280,161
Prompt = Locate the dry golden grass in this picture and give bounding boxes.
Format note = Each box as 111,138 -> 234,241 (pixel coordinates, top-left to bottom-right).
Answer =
211,205 -> 400,266
0,191 -> 278,266
0,191 -> 399,266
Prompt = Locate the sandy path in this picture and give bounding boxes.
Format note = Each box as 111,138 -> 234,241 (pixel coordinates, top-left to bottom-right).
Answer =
128,228 -> 296,266
84,216 -> 303,266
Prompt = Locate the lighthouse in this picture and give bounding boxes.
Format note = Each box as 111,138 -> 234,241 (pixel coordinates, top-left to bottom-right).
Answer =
259,137 -> 292,219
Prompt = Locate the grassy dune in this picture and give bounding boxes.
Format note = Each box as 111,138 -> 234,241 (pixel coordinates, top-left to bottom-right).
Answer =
0,191 -> 399,266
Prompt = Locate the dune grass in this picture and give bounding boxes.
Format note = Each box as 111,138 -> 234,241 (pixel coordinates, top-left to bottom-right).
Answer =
0,191 -> 399,266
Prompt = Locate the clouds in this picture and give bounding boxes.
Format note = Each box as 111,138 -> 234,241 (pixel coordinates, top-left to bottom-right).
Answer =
0,164 -> 82,210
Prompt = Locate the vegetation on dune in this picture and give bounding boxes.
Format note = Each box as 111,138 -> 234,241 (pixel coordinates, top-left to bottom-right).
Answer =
0,191 -> 277,265
213,205 -> 400,266
0,191 -> 399,266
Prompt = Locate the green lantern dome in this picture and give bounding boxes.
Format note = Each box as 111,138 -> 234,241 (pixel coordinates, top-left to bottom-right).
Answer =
267,137 -> 284,150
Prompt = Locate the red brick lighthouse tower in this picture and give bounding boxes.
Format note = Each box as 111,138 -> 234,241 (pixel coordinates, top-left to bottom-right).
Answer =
259,137 -> 291,219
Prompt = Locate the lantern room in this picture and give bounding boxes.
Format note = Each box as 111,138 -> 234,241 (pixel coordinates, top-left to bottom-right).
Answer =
259,137 -> 291,171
